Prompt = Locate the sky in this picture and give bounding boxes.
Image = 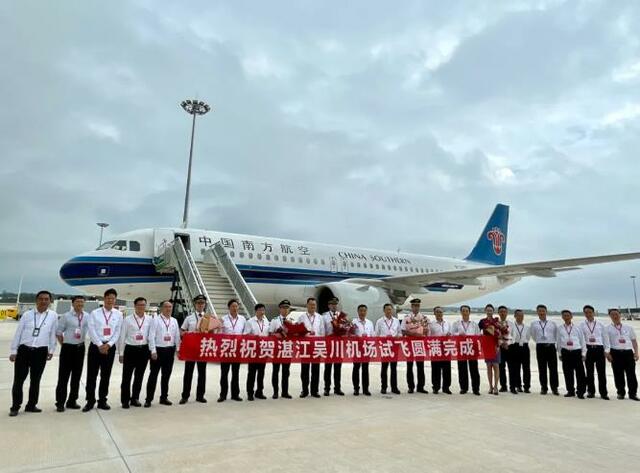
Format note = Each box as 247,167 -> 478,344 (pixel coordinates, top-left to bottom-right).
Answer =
1,0 -> 639,312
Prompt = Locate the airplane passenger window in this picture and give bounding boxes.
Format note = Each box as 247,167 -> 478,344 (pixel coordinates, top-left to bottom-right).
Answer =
393,265 -> 397,271
356,262 -> 361,268
313,258 -> 318,265
265,254 -> 270,260
230,251 -> 235,257
350,262 -> 354,267
321,259 -> 325,265
375,264 -> 379,269
129,241 -> 140,252
257,253 -> 262,260
97,240 -> 115,250
248,253 -> 253,259
274,255 -> 279,261
239,251 -> 245,258
306,257 -> 311,264
112,240 -> 127,251
298,257 -> 303,263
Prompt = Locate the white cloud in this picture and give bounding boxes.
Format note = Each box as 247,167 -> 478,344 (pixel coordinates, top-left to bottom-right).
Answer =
86,120 -> 121,143
601,103 -> 640,126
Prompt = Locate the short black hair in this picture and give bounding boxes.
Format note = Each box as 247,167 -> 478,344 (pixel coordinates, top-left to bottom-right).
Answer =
357,304 -> 368,310
134,297 -> 147,305
36,290 -> 53,299
484,304 -> 494,310
514,309 -> 524,315
159,300 -> 172,307
254,303 -> 265,311
608,308 -> 619,315
498,305 -> 508,311
561,309 -> 572,315
383,303 -> 393,310
104,288 -> 118,298
227,299 -> 239,308
536,304 -> 547,310
460,305 -> 471,312
306,297 -> 316,304
583,304 -> 595,312
71,295 -> 85,302
433,306 -> 443,312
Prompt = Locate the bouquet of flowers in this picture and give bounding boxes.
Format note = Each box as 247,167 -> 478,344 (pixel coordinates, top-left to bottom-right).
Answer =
480,317 -> 507,342
404,314 -> 429,336
198,313 -> 222,333
282,319 -> 309,338
331,312 -> 356,337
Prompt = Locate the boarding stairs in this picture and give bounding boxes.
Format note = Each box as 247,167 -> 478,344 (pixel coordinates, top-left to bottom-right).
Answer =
158,238 -> 257,317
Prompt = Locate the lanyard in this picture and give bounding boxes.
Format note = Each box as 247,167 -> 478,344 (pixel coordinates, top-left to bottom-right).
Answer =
586,321 -> 596,335
384,317 -> 394,333
76,312 -> 84,326
134,315 -> 145,331
161,316 -> 171,332
229,315 -> 239,332
564,324 -> 573,338
461,320 -> 470,334
358,319 -> 367,334
33,311 -> 49,331
539,320 -> 548,337
615,324 -> 624,337
257,318 -> 265,333
102,308 -> 112,326
437,321 -> 445,334
515,324 -> 524,340
308,314 -> 316,326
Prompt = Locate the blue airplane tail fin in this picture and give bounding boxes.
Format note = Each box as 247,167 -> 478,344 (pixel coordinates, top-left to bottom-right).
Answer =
464,204 -> 509,265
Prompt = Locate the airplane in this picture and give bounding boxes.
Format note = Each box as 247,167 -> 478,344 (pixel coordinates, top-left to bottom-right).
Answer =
59,204 -> 640,315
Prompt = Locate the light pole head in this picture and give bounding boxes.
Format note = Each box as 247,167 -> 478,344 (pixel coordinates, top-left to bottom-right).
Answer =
181,99 -> 211,116
97,222 -> 109,229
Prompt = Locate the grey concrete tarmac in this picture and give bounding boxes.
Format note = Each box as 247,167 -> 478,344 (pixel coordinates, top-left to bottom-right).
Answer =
1,317 -> 638,473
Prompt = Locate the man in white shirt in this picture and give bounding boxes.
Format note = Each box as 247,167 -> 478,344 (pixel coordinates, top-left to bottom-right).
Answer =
84,288 -> 123,412
579,304 -> 610,400
179,295 -> 208,404
529,304 -> 559,395
429,306 -> 452,395
299,297 -> 325,398
606,308 -> 639,401
9,290 -> 57,417
322,297 -> 344,396
218,299 -> 246,402
375,303 -> 401,394
509,309 -> 531,393
145,300 -> 181,407
451,305 -> 481,395
55,295 -> 88,412
269,300 -> 292,399
497,305 -> 513,393
118,297 -> 152,408
557,310 -> 587,398
401,298 -> 428,394
244,303 -> 270,401
352,304 -> 374,396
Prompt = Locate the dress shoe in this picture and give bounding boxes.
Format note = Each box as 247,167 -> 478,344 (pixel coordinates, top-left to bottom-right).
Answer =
232,396 -> 243,402
408,388 -> 414,394
130,400 -> 142,407
516,387 -> 523,393
459,390 -> 468,395
334,390 -> 345,396
82,404 -> 94,412
601,395 -> 610,400
363,391 -> 371,396
66,402 -> 81,410
217,397 -> 226,403
432,389 -> 439,395
442,389 -> 452,395
381,388 -> 387,394
311,393 -> 320,398
540,389 -> 548,395
300,392 -> 309,398
587,393 -> 595,399
524,388 -> 531,393
97,402 -> 111,410
144,401 -> 151,408
417,389 -> 429,394
552,390 -> 560,396
248,395 -> 254,401
56,406 -> 65,413
255,393 -> 267,400
159,399 -> 172,406
510,389 -> 518,395
354,390 -> 360,396
122,403 -> 130,409
630,396 -> 640,401
323,390 -> 330,396
391,389 -> 401,395
473,391 -> 481,396
577,394 -> 585,399
196,397 -> 207,403
564,393 -> 575,398
617,394 -> 625,400
24,405 -> 42,413
9,409 -> 19,417
282,393 -> 292,399
272,393 -> 279,399
499,387 -> 508,393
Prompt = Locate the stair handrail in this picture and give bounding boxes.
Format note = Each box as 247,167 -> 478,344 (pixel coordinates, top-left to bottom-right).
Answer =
210,242 -> 258,314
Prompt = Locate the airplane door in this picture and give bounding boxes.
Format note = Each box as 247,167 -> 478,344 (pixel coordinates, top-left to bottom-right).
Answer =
153,229 -> 175,259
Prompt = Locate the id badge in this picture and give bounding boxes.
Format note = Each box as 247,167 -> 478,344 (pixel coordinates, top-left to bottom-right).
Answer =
566,340 -> 573,347
103,327 -> 111,337
163,334 -> 172,342
588,337 -> 596,343
74,328 -> 81,339
32,328 -> 40,337
135,332 -> 144,341
619,338 -> 626,344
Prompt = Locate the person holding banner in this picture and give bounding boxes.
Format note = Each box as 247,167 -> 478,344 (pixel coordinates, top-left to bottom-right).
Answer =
451,305 -> 481,396
244,303 -> 270,401
180,295 -> 209,404
145,300 -> 180,407
430,307 -> 453,395
299,297 -> 325,398
352,304 -> 374,395
401,298 -> 429,394
269,300 -> 292,399
322,297 -> 344,396
529,304 -> 559,395
510,309 -> 531,393
218,299 -> 246,402
375,303 -> 401,395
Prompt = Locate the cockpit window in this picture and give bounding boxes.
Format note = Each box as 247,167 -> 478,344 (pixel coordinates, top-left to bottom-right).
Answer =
112,240 -> 127,251
97,240 -> 116,250
129,241 -> 140,252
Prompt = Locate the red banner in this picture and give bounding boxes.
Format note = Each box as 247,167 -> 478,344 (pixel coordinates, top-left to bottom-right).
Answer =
179,334 -> 496,363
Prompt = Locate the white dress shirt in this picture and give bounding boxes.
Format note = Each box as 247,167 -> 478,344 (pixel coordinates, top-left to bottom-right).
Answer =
375,316 -> 401,337
579,319 -> 610,352
87,307 -> 123,347
529,319 -> 558,344
149,315 -> 181,353
322,310 -> 340,335
429,320 -> 452,336
606,323 -> 637,350
299,312 -> 325,336
557,323 -> 587,356
56,310 -> 89,345
353,318 -> 375,337
118,313 -> 153,354
181,312 -> 205,332
509,321 -> 531,346
269,315 -> 287,334
221,313 -> 246,334
451,319 -> 480,336
10,309 -> 58,355
244,316 -> 270,336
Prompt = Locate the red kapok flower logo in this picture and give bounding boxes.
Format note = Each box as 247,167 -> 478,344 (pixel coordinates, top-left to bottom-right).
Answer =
486,227 -> 505,255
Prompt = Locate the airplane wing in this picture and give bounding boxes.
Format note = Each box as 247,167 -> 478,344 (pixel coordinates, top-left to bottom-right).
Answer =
343,252 -> 640,290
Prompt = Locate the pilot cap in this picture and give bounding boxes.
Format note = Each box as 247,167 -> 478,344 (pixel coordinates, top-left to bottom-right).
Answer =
278,299 -> 291,308
410,298 -> 422,304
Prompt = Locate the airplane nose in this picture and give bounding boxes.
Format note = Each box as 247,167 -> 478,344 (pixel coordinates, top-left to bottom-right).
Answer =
59,259 -> 75,283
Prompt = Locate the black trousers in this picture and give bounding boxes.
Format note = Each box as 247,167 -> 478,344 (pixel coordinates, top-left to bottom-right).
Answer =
512,344 -> 531,390
86,343 -> 116,405
406,361 -> 425,391
146,346 -> 176,402
611,349 -> 638,397
431,361 -> 451,392
323,363 -> 342,392
181,361 -> 207,400
457,359 -> 480,393
55,343 -> 85,407
499,346 -> 510,389
381,362 -> 398,390
352,363 -> 369,392
247,363 -> 265,396
585,345 -> 608,396
561,349 -> 586,395
301,363 -> 320,395
121,344 -> 149,404
535,343 -> 558,391
220,362 -> 241,399
271,363 -> 290,396
11,345 -> 48,410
